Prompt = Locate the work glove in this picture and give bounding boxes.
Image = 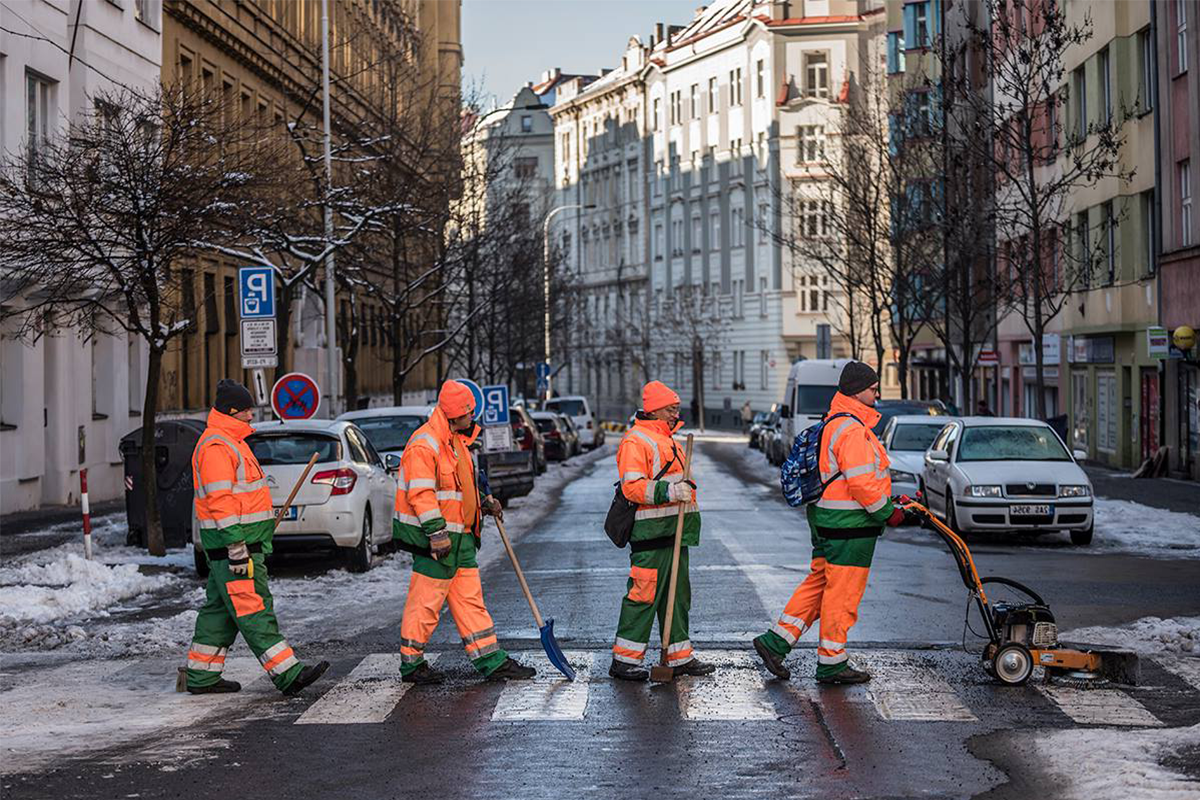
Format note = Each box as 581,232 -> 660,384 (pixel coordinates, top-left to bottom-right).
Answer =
885,506 -> 907,527
227,541 -> 252,577
667,479 -> 696,504
483,495 -> 504,521
428,532 -> 452,561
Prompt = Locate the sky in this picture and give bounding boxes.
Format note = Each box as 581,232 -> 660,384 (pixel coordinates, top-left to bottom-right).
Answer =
461,0 -> 700,107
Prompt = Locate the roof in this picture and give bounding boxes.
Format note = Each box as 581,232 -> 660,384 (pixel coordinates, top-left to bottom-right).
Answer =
338,405 -> 434,421
887,414 -> 954,424
251,419 -> 347,433
958,416 -> 1052,427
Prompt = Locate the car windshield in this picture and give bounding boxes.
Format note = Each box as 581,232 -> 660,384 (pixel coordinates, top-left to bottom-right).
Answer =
796,386 -> 838,415
248,433 -> 341,465
957,426 -> 1071,462
890,423 -> 948,451
533,418 -> 556,433
873,403 -> 946,434
753,412 -> 768,424
352,416 -> 424,452
545,399 -> 586,416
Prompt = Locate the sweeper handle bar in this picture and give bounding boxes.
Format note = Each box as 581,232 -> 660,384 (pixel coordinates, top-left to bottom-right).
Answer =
899,500 -> 988,601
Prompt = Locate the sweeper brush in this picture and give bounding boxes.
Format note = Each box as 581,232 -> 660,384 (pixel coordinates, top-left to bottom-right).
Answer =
901,500 -> 1138,688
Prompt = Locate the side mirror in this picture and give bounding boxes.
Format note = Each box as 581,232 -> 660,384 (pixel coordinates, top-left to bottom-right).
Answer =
779,405 -> 791,418
384,453 -> 401,472
1072,449 -> 1087,461
926,449 -> 949,463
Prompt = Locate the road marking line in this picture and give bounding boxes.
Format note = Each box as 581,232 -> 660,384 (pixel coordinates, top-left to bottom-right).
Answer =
295,654 -> 437,725
1035,684 -> 1163,727
1155,656 -> 1200,692
677,650 -> 777,721
491,652 -> 592,721
865,651 -> 977,722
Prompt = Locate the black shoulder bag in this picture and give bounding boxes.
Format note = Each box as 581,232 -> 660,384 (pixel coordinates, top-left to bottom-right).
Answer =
603,447 -> 678,548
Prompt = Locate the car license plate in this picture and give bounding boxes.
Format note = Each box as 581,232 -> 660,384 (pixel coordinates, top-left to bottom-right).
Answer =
1010,504 -> 1050,516
276,506 -> 300,521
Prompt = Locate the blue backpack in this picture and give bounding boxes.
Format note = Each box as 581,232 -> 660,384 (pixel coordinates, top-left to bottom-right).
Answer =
780,413 -> 858,507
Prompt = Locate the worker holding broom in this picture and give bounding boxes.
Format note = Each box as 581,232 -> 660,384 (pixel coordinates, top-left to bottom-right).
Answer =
392,380 -> 536,684
609,381 -> 716,681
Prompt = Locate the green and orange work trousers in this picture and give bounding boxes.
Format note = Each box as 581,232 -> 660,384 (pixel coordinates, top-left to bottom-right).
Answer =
755,528 -> 878,679
398,533 -> 508,677
612,545 -> 694,668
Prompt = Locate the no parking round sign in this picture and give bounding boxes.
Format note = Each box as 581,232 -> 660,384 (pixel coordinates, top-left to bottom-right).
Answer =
271,372 -> 321,420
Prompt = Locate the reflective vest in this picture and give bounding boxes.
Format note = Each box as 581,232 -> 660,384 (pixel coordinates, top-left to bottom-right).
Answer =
617,415 -> 701,546
393,408 -> 482,552
806,392 -> 895,535
192,409 -> 274,551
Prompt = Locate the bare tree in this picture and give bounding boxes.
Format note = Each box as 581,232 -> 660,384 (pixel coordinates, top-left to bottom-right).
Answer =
0,85 -> 282,554
653,285 -> 730,431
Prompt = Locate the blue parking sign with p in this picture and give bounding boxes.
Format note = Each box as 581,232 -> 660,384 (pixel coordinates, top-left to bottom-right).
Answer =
482,385 -> 510,426
239,267 -> 275,319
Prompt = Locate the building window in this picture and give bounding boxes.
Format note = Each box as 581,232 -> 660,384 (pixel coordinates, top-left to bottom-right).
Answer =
887,32 -> 906,74
711,352 -> 722,387
710,209 -> 720,250
756,59 -> 765,98
1075,211 -> 1091,287
760,350 -> 769,389
25,73 -> 54,180
1139,28 -> 1154,113
521,115 -> 532,133
732,280 -> 744,320
690,83 -> 700,119
691,216 -> 702,253
1183,160 -> 1193,247
1098,47 -> 1111,124
134,0 -> 159,29
729,67 -> 743,106
513,156 -> 538,179
1178,0 -> 1189,74
1103,201 -> 1116,285
804,53 -> 828,98
1141,190 -> 1155,276
670,90 -> 682,125
652,97 -> 661,131
799,199 -> 829,238
903,2 -> 932,49
654,223 -> 664,261
1072,65 -> 1087,141
731,207 -> 746,248
561,131 -> 570,162
759,278 -> 768,318
797,125 -> 826,163
758,203 -> 769,244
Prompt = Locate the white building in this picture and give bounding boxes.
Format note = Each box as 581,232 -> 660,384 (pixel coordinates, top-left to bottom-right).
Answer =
0,0 -> 162,514
551,0 -> 885,422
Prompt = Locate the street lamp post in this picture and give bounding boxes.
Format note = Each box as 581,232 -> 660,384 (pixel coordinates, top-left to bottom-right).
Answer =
320,0 -> 337,416
542,203 -> 594,400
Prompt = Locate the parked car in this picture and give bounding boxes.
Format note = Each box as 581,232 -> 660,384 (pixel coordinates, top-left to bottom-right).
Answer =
748,411 -> 770,450
881,414 -> 957,499
531,412 -> 572,461
557,414 -> 583,457
337,405 -> 434,457
761,412 -> 785,466
544,395 -> 605,449
922,417 -> 1094,545
781,359 -> 852,445
191,419 -> 395,575
509,405 -> 546,474
872,399 -> 947,436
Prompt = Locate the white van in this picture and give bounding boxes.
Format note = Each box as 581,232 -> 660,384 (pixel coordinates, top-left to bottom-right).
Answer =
543,395 -> 604,449
781,358 -> 854,445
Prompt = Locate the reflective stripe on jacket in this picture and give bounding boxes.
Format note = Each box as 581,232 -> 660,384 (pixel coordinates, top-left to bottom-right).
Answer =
192,409 -> 274,551
617,415 -> 700,545
393,408 -> 482,552
806,392 -> 895,535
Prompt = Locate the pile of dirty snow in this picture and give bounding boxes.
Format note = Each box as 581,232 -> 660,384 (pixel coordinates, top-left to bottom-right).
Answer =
0,554 -> 172,625
1064,615 -> 1200,654
1032,723 -> 1200,800
1089,499 -> 1200,558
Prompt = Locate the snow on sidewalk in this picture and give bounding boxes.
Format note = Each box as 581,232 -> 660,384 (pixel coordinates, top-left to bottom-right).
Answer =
1089,499 -> 1200,559
1030,723 -> 1200,800
1063,615 -> 1200,654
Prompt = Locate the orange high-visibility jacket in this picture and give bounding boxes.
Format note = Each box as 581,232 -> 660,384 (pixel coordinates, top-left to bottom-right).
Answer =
807,392 -> 895,535
392,408 -> 482,552
192,409 -> 274,551
617,416 -> 700,546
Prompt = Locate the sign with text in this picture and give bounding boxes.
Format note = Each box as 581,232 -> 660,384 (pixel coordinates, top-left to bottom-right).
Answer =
483,424 -> 513,452
1147,326 -> 1169,359
239,266 -> 277,368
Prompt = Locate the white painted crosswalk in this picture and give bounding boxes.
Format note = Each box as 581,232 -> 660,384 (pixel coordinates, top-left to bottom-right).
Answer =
287,649 -> 1191,728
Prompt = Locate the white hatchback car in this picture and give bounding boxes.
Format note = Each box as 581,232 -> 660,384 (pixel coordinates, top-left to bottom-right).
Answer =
191,419 -> 396,574
338,405 -> 435,458
543,396 -> 604,449
880,414 -> 958,499
922,417 -> 1095,545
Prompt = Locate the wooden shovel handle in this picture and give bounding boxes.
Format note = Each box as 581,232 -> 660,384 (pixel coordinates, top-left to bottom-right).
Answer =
659,434 -> 694,665
495,517 -> 545,629
274,452 -> 319,527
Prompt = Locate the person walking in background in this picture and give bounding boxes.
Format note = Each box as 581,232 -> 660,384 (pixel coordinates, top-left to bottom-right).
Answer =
741,400 -> 753,433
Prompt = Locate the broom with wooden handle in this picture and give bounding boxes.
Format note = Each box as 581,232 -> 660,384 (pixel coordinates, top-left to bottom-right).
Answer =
649,433 -> 694,684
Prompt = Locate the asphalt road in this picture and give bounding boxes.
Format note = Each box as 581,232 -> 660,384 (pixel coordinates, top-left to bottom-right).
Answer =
3,437 -> 1199,799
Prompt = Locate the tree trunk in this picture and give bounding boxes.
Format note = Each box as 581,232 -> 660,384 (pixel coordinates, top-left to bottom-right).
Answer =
141,344 -> 166,556
694,344 -> 706,433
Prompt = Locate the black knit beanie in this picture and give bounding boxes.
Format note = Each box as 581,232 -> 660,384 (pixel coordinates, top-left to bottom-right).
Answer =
214,379 -> 254,414
837,361 -> 879,396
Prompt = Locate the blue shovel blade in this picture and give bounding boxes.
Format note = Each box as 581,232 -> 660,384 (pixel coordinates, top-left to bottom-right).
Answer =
539,618 -> 576,681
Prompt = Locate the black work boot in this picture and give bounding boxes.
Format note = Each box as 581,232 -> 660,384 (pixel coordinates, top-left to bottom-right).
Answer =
401,661 -> 445,685
753,636 -> 791,680
486,657 -> 536,681
817,664 -> 871,685
609,659 -> 649,682
187,678 -> 242,695
672,658 -> 717,677
283,660 -> 331,695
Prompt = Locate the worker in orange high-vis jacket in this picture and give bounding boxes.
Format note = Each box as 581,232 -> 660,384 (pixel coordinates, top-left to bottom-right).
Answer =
609,381 -> 717,681
185,379 -> 329,696
753,362 -> 910,684
393,380 -> 536,684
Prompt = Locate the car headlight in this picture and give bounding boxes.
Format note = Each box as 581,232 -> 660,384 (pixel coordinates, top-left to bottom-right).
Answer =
1058,484 -> 1091,497
889,469 -> 918,483
967,485 -> 1002,498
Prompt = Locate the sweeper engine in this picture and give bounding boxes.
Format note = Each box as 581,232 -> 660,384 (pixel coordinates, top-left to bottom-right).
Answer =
984,600 -> 1061,684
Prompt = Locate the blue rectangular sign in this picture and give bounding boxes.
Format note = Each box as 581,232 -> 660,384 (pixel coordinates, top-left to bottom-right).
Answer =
535,361 -> 551,380
481,384 -> 510,426
239,267 -> 275,319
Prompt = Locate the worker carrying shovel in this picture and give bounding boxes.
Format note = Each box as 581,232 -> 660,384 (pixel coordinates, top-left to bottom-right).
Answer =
392,380 -> 536,684
609,381 -> 716,681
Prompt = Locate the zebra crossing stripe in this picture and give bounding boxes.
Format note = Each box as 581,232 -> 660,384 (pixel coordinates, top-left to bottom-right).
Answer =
491,652 -> 592,721
295,654 -> 438,725
678,651 -> 777,721
865,652 -> 978,722
1035,684 -> 1163,727
1155,655 -> 1200,692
